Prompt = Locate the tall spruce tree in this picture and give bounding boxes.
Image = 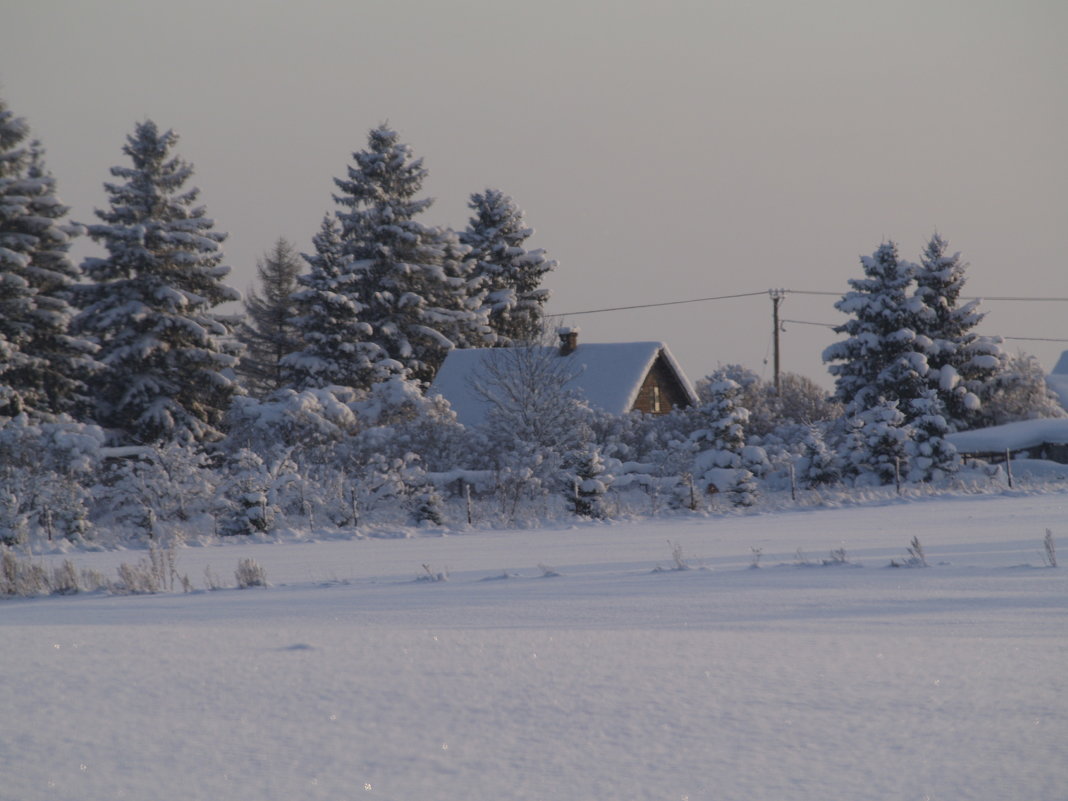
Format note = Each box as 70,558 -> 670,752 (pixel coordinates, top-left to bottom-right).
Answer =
913,233 -> 1001,430
328,124 -> 491,386
282,215 -> 383,389
460,189 -> 555,344
0,102 -> 39,416
0,99 -> 95,418
74,120 -> 241,444
238,237 -> 303,396
823,241 -> 928,417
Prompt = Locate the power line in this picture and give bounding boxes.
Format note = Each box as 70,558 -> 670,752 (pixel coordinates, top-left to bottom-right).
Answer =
551,290 -> 768,317
782,318 -> 835,329
551,289 -> 1068,351
554,288 -> 1068,318
788,289 -> 1068,302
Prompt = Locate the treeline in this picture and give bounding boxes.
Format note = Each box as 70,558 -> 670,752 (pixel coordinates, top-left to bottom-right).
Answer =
0,96 -> 1064,549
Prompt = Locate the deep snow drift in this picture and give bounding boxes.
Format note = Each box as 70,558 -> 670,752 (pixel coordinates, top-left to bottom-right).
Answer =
3,490 -> 1067,801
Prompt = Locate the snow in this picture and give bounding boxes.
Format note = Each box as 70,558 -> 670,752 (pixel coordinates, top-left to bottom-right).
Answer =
429,342 -> 696,427
3,490 -> 1067,800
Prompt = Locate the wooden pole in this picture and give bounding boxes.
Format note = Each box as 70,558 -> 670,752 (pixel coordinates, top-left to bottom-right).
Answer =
769,289 -> 784,393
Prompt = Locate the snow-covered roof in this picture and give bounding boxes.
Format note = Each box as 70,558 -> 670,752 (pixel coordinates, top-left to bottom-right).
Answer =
947,418 -> 1068,455
1046,350 -> 1068,409
1052,350 -> 1068,375
428,342 -> 698,427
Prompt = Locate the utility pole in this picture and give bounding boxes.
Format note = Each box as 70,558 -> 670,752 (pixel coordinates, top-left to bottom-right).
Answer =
769,289 -> 785,393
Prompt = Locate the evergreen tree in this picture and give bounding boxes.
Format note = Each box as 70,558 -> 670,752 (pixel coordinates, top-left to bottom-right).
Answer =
824,241 -> 928,418
906,390 -> 960,482
74,120 -> 241,444
237,237 -> 303,396
846,399 -> 910,487
796,425 -> 841,488
0,103 -> 38,416
460,189 -> 555,344
329,124 -> 491,385
913,234 -> 1000,430
690,372 -> 757,506
565,445 -> 610,518
0,100 -> 95,418
282,215 -> 385,389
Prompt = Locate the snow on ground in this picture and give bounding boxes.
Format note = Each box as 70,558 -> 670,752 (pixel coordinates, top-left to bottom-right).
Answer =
3,490 -> 1068,801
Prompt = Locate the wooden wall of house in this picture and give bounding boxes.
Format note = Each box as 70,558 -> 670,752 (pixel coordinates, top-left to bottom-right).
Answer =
632,356 -> 693,414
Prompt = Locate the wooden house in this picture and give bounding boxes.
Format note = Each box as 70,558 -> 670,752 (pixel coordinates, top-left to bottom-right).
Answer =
428,329 -> 699,428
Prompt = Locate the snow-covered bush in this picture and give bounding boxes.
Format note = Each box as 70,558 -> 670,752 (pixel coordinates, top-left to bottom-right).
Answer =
410,484 -> 446,526
0,415 -> 105,543
215,448 -> 278,537
696,366 -> 839,438
235,557 -> 268,588
91,442 -> 215,542
348,376 -> 468,471
974,352 -> 1067,427
565,446 -> 611,518
224,386 -> 361,458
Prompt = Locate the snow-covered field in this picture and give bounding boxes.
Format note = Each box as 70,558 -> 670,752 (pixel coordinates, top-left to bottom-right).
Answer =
3,490 -> 1068,801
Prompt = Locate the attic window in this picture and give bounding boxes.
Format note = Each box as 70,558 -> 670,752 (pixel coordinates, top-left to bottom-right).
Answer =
653,385 -> 662,413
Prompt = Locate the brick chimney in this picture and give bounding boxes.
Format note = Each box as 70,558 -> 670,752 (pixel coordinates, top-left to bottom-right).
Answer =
557,326 -> 579,356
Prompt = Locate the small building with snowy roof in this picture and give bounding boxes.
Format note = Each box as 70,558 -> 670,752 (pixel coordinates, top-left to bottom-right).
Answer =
947,417 -> 1068,464
428,329 -> 699,428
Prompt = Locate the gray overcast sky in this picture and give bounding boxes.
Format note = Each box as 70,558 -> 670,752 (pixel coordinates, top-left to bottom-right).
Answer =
2,0 -> 1066,388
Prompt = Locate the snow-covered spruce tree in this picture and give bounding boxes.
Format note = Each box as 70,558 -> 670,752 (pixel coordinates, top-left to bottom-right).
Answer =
795,424 -> 841,488
906,390 -> 960,483
237,237 -> 303,396
326,124 -> 491,386
844,398 -> 910,487
913,234 -> 1001,430
690,372 -> 757,506
824,242 -> 928,419
460,189 -> 555,345
74,121 -> 241,444
216,448 -> 278,537
0,103 -> 37,417
0,101 -> 96,418
565,445 -> 611,518
281,215 -> 383,390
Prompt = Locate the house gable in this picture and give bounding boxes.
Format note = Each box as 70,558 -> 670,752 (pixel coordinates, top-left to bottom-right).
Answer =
632,353 -> 695,414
